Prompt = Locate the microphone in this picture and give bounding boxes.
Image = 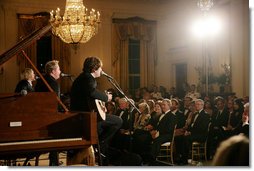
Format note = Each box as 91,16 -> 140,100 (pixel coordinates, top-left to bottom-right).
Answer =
61,73 -> 73,77
35,76 -> 40,80
101,71 -> 113,79
20,89 -> 28,96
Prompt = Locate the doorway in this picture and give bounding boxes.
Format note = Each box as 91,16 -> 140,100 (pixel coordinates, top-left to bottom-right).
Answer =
175,63 -> 187,98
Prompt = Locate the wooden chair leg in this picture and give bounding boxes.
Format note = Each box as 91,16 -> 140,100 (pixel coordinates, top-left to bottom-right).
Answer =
35,155 -> 40,166
170,146 -> 174,164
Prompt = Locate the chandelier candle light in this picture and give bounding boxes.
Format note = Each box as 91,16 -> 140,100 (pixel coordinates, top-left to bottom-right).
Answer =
50,0 -> 100,44
197,0 -> 214,12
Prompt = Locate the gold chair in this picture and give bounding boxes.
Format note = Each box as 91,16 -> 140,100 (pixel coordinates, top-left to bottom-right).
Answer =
191,140 -> 207,162
191,123 -> 211,163
156,125 -> 177,164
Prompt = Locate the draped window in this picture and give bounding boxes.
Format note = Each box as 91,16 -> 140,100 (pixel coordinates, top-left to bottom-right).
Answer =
17,12 -> 71,93
112,17 -> 157,92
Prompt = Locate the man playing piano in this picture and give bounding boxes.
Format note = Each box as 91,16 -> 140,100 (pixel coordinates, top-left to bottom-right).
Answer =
35,60 -> 61,166
70,56 -> 122,165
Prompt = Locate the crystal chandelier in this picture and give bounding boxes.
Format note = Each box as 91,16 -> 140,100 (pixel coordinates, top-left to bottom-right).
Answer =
49,0 -> 100,44
197,0 -> 214,12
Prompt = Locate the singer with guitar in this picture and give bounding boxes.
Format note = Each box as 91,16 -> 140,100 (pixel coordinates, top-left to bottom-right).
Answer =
70,56 -> 122,165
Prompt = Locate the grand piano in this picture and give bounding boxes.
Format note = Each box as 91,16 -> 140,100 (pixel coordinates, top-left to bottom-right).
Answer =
0,25 -> 98,166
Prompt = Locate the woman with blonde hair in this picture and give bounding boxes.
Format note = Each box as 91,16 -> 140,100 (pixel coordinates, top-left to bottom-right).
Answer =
15,68 -> 35,93
134,102 -> 151,130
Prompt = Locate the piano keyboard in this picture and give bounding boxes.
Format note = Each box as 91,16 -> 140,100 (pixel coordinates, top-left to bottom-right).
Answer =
0,138 -> 83,146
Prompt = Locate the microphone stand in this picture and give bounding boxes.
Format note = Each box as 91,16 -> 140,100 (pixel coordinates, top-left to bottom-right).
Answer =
69,76 -> 74,82
106,77 -> 141,152
106,77 -> 141,114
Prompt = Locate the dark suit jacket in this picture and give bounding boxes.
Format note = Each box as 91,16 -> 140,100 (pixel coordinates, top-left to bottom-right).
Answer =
35,74 -> 60,97
234,122 -> 249,138
211,108 -> 229,128
15,79 -> 34,93
35,74 -> 63,112
188,109 -> 210,142
155,111 -> 177,141
70,72 -> 108,114
148,111 -> 161,129
150,111 -> 177,158
175,110 -> 185,129
115,109 -> 134,130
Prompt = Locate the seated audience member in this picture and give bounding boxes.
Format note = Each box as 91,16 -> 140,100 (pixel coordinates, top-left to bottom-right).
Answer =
184,100 -> 196,129
180,99 -> 210,165
148,99 -> 177,165
242,96 -> 249,105
171,98 -> 186,164
148,100 -> 163,130
204,100 -> 213,117
132,100 -> 163,155
131,102 -> 151,154
212,134 -> 249,166
185,84 -> 201,100
147,99 -> 155,115
105,101 -> 116,115
171,98 -> 185,129
150,85 -> 162,100
208,97 -> 229,156
230,98 -> 244,128
133,88 -> 142,103
223,98 -> 244,139
111,98 -> 134,150
183,96 -> 193,119
133,102 -> 151,130
15,68 -> 35,93
233,102 -> 249,138
115,98 -> 133,132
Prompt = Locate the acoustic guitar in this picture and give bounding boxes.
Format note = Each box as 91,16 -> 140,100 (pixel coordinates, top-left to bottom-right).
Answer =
95,99 -> 107,121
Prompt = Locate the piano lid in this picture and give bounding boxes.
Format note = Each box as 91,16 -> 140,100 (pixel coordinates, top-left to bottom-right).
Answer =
0,24 -> 52,66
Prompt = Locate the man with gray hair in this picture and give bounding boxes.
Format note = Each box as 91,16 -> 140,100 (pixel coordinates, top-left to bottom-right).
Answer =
181,99 -> 211,165
35,60 -> 62,166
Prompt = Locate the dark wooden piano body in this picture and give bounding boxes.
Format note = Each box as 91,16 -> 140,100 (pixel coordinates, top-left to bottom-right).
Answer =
0,92 -> 97,161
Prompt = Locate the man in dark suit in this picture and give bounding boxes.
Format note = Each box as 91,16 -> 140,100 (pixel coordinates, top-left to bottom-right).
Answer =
208,96 -> 229,157
181,99 -> 211,164
233,102 -> 249,138
170,98 -> 186,164
35,60 -> 62,166
70,56 -> 122,165
148,98 -> 177,165
111,97 -> 134,150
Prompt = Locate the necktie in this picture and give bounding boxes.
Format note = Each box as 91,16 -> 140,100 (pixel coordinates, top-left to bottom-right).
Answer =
216,111 -> 221,120
191,112 -> 199,127
157,113 -> 165,125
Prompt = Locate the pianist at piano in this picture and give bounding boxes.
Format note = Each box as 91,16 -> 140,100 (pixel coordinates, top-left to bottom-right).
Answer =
34,60 -> 62,166
35,60 -> 61,98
